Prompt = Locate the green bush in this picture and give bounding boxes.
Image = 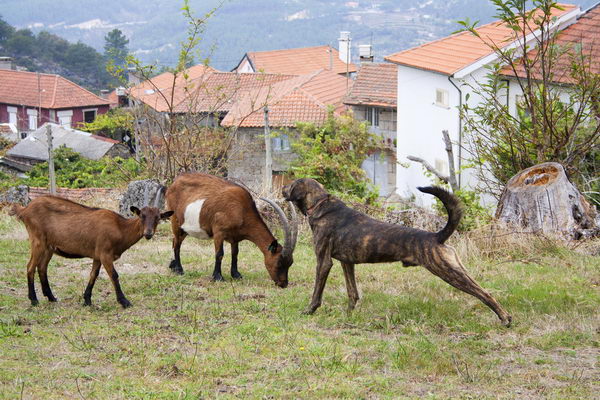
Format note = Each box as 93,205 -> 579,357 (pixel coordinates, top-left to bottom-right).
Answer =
290,111 -> 385,204
20,147 -> 142,188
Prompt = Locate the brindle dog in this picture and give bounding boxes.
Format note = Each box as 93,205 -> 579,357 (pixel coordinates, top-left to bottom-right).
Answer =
283,178 -> 512,327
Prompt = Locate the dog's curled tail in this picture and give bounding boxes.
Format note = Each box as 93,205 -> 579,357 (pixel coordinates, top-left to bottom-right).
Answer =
8,203 -> 25,220
417,186 -> 463,244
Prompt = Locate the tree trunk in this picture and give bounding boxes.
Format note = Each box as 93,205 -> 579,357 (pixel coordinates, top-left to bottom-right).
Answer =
496,162 -> 598,239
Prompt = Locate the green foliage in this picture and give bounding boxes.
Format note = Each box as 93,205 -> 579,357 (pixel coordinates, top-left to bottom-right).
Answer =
290,111 -> 385,203
79,108 -> 134,140
20,147 -> 142,189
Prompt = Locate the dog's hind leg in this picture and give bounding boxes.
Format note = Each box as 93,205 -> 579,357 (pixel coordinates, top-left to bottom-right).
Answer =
342,262 -> 359,312
303,241 -> 333,315
425,247 -> 512,327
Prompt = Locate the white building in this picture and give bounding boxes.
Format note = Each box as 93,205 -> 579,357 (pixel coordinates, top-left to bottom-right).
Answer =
384,4 -> 582,206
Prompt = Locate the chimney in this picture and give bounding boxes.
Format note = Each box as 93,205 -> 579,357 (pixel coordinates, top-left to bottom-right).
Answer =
0,57 -> 15,70
127,67 -> 142,85
338,31 -> 351,64
359,44 -> 374,63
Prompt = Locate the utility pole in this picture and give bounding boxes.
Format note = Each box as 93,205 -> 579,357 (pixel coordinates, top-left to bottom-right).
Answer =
45,124 -> 56,195
263,106 -> 272,193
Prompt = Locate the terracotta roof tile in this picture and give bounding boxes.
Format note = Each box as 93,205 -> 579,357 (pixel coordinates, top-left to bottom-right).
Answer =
501,4 -> 600,83
221,69 -> 351,128
241,45 -> 357,75
128,65 -> 216,112
344,63 -> 397,107
0,70 -> 110,109
384,3 -> 577,75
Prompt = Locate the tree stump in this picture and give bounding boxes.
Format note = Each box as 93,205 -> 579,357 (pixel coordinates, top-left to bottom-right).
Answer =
495,162 -> 598,238
118,179 -> 165,217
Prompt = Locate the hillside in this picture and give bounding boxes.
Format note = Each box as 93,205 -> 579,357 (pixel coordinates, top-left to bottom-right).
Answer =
2,0 -> 597,72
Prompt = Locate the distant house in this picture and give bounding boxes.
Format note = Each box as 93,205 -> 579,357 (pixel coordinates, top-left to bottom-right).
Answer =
0,69 -> 110,134
220,69 -> 351,188
1,123 -> 129,174
232,35 -> 357,76
384,4 -> 581,205
344,63 -> 397,196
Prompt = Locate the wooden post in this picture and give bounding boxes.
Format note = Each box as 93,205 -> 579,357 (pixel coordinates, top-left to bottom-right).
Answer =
264,106 -> 272,192
46,124 -> 56,195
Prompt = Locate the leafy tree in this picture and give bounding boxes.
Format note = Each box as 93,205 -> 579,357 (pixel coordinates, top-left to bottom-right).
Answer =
290,110 -> 385,203
80,108 -> 134,140
3,29 -> 37,56
0,15 -> 15,43
458,0 -> 600,203
104,29 -> 129,82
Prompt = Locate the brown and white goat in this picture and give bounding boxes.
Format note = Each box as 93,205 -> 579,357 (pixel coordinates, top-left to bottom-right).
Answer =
11,191 -> 173,308
165,173 -> 298,287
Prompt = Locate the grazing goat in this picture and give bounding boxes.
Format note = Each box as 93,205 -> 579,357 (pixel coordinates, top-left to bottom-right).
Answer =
11,190 -> 173,308
166,173 -> 298,287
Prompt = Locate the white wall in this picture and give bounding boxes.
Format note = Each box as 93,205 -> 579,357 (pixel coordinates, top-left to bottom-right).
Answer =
396,65 -> 460,206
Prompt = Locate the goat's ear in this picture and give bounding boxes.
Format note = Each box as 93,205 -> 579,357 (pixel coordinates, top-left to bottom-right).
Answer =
268,240 -> 279,254
160,211 -> 174,220
130,206 -> 141,216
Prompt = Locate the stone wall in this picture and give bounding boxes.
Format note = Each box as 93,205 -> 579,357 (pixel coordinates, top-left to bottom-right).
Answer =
227,128 -> 297,190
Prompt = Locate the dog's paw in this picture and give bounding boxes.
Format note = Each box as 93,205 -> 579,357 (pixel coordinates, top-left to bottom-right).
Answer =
302,306 -> 316,315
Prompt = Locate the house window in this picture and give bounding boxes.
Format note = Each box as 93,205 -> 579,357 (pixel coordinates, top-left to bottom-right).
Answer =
366,107 -> 379,127
7,106 -> 17,127
57,110 -> 73,129
83,108 -> 98,124
272,134 -> 291,151
27,109 -> 38,130
435,88 -> 449,108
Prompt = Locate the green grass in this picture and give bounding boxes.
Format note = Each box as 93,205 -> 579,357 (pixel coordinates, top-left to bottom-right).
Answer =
0,213 -> 599,399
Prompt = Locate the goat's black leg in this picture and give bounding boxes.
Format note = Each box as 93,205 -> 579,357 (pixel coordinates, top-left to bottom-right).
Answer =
38,250 -> 57,302
169,221 -> 186,275
83,260 -> 101,306
212,238 -> 225,282
26,253 -> 38,306
102,257 -> 131,308
230,242 -> 242,279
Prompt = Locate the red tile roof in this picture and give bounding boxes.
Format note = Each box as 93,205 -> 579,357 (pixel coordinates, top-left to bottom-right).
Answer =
128,65 -> 216,112
221,69 -> 352,128
501,4 -> 600,83
239,45 -> 357,75
384,3 -> 578,75
0,69 -> 110,109
344,63 -> 397,107
174,72 -> 297,113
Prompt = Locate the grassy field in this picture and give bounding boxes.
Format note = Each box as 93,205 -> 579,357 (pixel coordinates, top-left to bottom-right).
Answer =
0,208 -> 599,399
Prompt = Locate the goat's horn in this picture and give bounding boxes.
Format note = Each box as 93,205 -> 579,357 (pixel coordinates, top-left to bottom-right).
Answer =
153,186 -> 163,208
260,198 -> 293,258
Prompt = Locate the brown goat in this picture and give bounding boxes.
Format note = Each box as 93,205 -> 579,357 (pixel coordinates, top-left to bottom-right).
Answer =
11,193 -> 173,308
165,173 -> 298,287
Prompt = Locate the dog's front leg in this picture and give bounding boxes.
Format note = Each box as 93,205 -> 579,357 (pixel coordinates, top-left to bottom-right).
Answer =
303,240 -> 333,315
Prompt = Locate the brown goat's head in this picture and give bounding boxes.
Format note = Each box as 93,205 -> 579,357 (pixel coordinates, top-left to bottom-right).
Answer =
260,198 -> 298,288
130,206 -> 174,240
264,240 -> 293,288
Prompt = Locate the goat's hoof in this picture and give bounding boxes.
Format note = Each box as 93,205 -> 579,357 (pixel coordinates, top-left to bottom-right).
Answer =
30,299 -> 39,307
168,260 -> 184,275
48,296 -> 58,302
83,299 -> 92,306
120,299 -> 132,308
212,274 -> 225,282
231,272 -> 243,280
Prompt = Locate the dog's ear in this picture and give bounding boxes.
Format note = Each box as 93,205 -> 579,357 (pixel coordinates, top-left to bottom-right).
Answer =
268,240 -> 279,254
